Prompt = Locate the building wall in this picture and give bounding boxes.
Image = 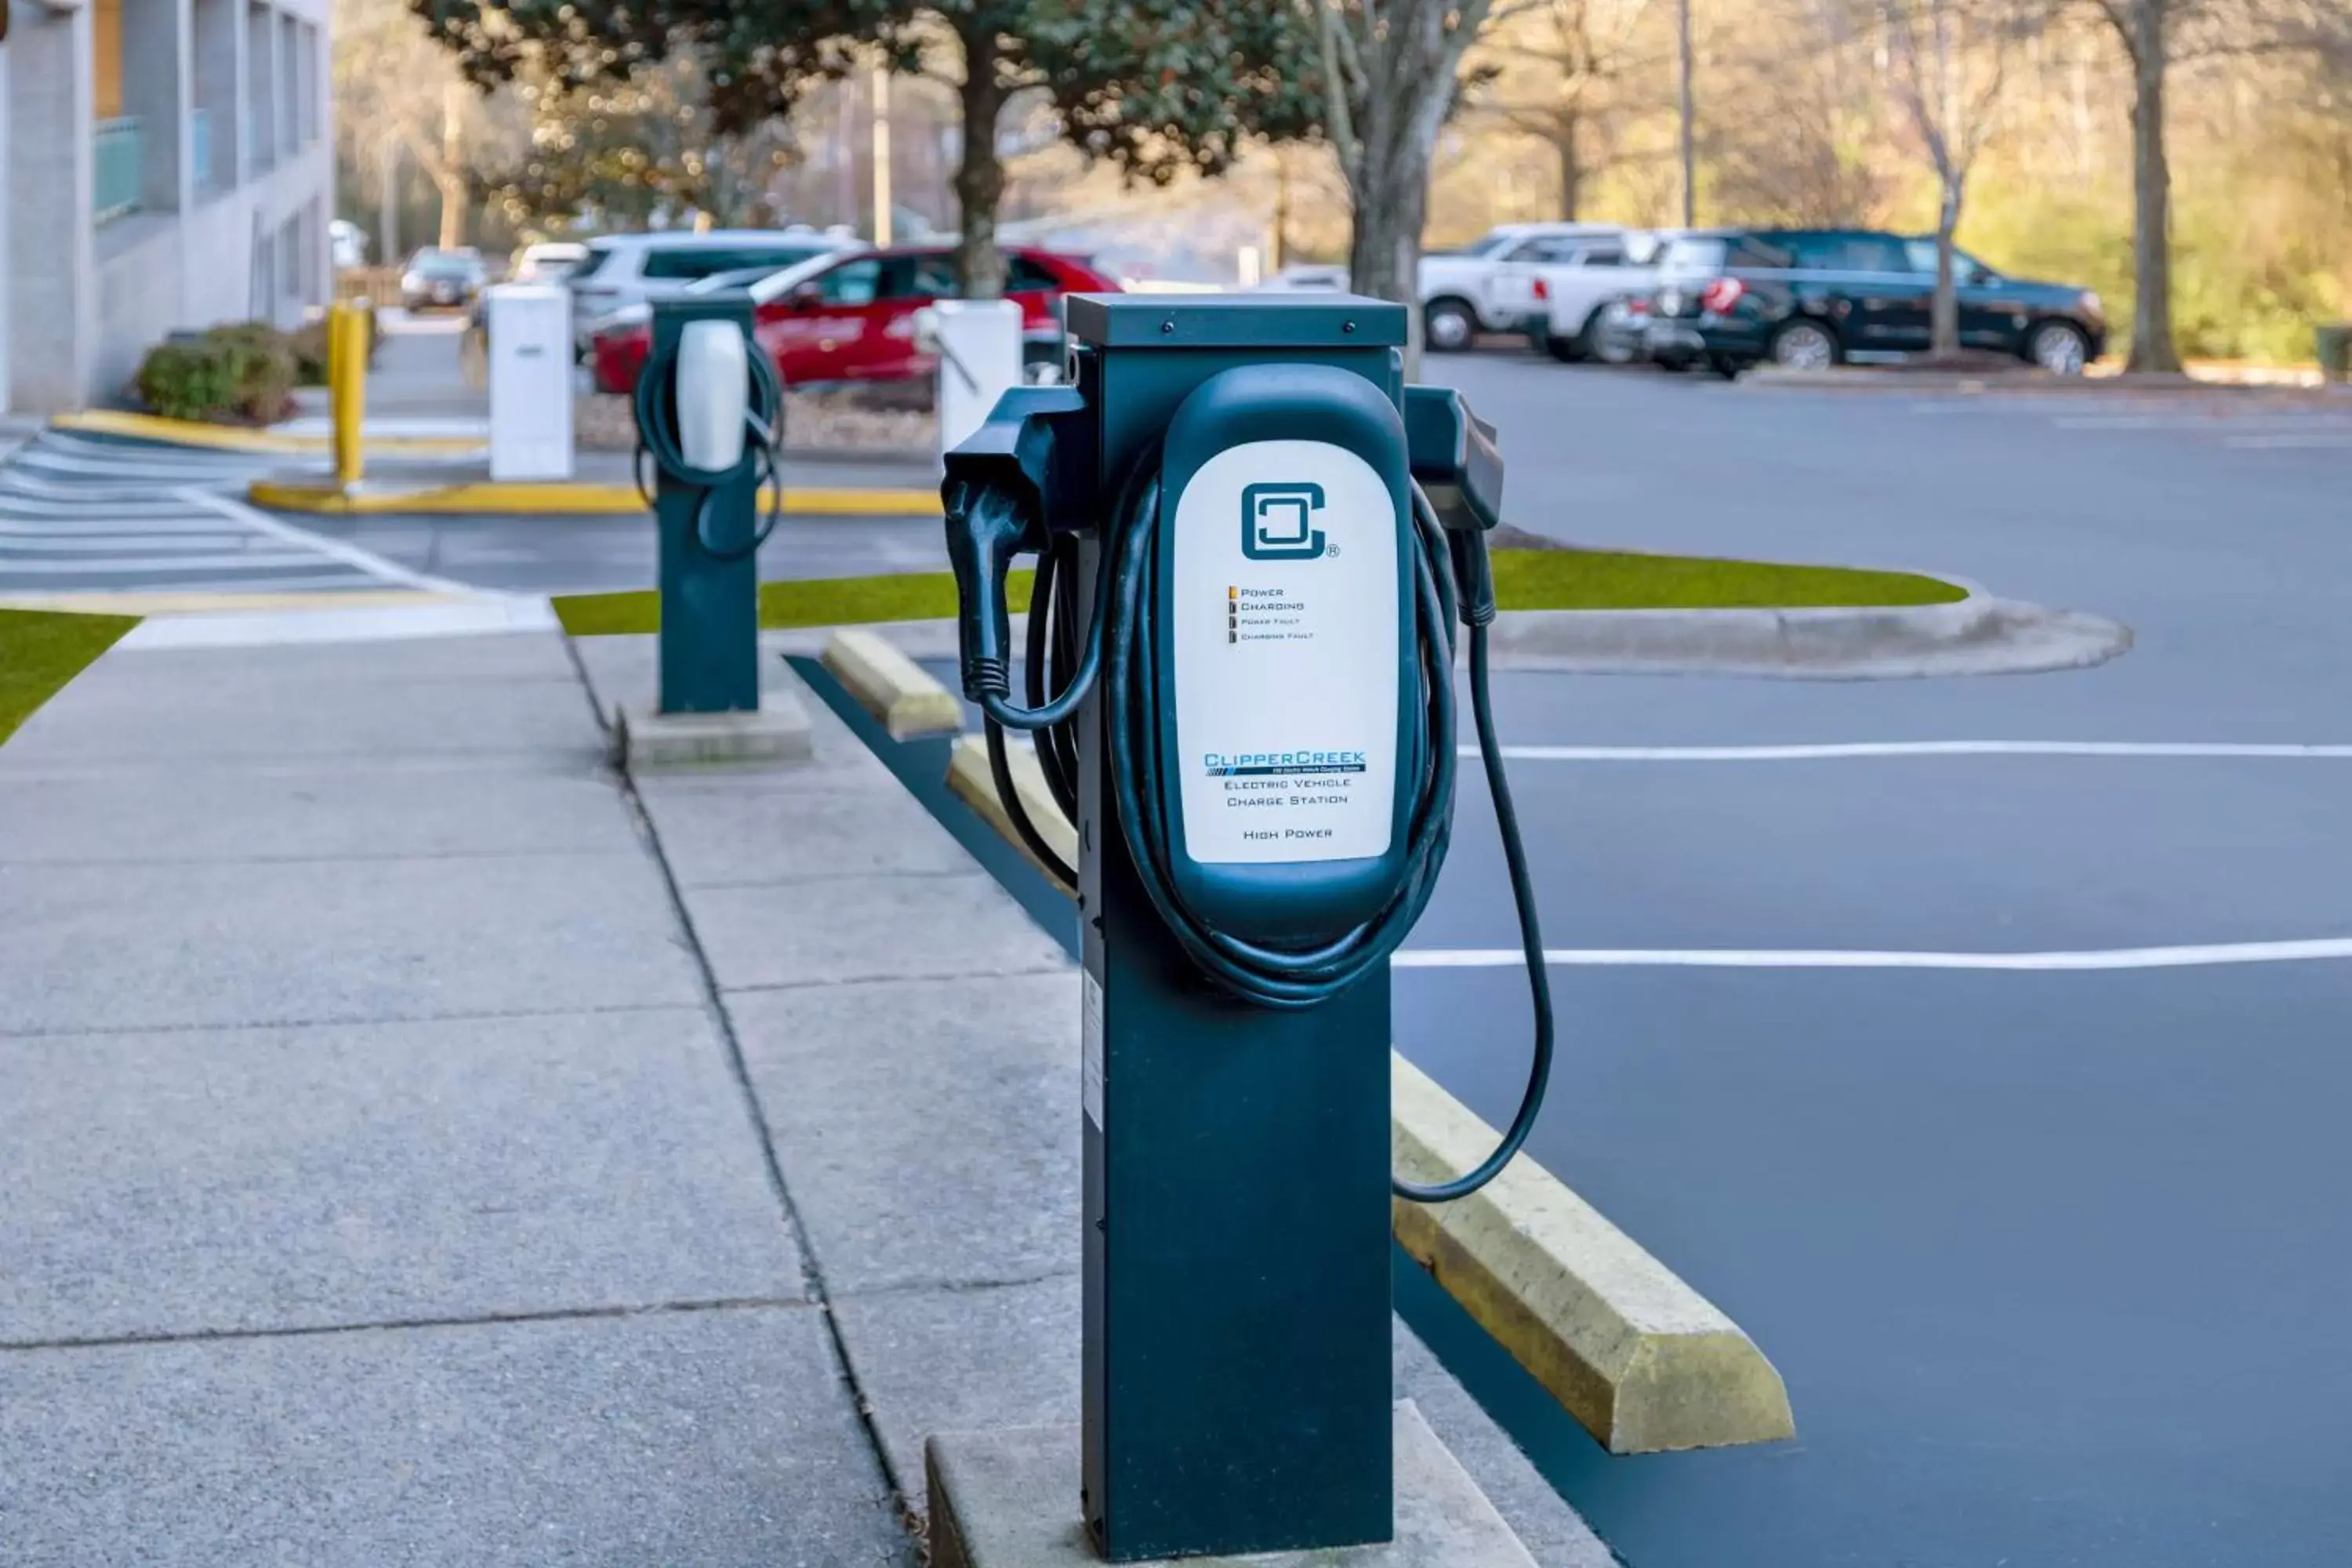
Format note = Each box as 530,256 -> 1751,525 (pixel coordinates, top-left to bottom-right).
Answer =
2,0 -> 333,413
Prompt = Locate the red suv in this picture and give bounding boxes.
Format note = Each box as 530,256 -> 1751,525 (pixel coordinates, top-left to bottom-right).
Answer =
589,245 -> 1119,394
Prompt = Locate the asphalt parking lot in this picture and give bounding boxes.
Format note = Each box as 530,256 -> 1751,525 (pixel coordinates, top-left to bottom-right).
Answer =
207,338 -> 2352,1563
1396,354 -> 2352,1566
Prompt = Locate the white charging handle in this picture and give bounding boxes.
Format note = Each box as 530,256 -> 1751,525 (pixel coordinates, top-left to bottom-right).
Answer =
677,319 -> 750,473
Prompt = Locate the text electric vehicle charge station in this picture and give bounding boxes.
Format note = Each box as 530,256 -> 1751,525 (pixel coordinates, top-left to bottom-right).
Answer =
942,293 -> 1555,1561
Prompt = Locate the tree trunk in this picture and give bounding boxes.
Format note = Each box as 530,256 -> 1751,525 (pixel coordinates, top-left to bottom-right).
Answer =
953,30 -> 1007,300
377,139 -> 399,267
1347,125 -> 1435,378
2125,45 -> 2180,372
1554,108 -> 1582,220
438,82 -> 466,250
435,172 -> 466,250
1930,180 -> 1962,359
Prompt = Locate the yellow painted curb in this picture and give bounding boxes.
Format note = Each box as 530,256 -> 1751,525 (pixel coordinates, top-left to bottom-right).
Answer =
0,590 -> 458,616
920,706 -> 1795,1454
1392,1054 -> 1795,1453
55,410 -> 483,457
947,734 -> 1078,880
821,627 -> 963,739
247,478 -> 942,517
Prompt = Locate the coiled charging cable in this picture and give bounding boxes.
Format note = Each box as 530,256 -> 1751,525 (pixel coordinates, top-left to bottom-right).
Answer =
955,459 -> 1554,1205
631,331 -> 789,563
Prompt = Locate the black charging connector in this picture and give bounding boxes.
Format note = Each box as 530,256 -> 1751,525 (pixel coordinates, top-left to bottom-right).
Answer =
941,388 -> 1098,702
1403,387 -> 1506,627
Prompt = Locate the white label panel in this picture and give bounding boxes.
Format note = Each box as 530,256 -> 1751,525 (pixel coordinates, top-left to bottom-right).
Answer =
1171,439 -> 1399,865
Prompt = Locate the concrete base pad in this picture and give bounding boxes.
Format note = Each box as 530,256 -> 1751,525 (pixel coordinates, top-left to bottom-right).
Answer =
926,1400 -> 1536,1567
613,691 -> 814,769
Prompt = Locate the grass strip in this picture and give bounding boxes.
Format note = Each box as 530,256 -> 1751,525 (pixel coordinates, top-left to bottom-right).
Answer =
0,608 -> 140,748
551,550 -> 1962,637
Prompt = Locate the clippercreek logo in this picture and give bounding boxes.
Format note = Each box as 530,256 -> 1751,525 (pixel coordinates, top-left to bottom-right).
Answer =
1240,481 -> 1329,560
1202,750 -> 1368,777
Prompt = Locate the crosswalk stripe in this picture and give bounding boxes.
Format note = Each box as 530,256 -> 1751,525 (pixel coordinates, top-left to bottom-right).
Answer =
188,491 -> 470,594
11,448 -> 274,483
0,550 -> 336,574
0,533 -> 265,554
0,430 -> 386,597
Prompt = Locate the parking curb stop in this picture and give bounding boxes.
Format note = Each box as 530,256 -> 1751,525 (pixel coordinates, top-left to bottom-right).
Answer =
948,735 -> 1077,879
1392,1054 -> 1795,1454
821,627 -> 964,738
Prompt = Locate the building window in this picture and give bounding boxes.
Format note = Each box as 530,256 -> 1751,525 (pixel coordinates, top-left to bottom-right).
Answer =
93,0 -> 141,225
299,23 -> 320,144
278,15 -> 299,158
247,2 -> 276,175
281,215 -> 301,302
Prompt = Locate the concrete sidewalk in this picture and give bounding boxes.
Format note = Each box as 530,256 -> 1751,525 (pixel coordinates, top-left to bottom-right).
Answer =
0,624 -> 1609,1564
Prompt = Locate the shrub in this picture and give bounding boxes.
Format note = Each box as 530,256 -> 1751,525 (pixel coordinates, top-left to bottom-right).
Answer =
131,322 -> 299,423
133,341 -> 250,423
286,320 -> 332,387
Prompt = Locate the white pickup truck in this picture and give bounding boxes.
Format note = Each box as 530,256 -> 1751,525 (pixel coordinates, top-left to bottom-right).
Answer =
1417,223 -> 1631,351
1487,230 -> 1666,361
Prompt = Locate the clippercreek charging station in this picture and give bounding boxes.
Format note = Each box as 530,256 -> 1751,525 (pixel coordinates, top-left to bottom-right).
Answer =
619,289 -> 795,759
940,293 -> 1553,1561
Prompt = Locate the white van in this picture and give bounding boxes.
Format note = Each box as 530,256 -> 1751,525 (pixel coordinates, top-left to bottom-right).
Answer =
566,227 -> 860,353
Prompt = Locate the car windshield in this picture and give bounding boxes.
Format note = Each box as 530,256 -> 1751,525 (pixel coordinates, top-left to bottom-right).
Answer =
1902,238 -> 1993,279
748,249 -> 866,305
1660,238 -> 1727,275
1456,231 -> 1519,257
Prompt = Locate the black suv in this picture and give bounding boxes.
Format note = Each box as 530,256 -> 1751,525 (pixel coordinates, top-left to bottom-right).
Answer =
1645,227 -> 2106,377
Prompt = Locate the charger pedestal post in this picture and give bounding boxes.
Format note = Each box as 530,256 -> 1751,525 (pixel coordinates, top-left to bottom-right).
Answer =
614,292 -> 811,769
926,293 -> 1535,1566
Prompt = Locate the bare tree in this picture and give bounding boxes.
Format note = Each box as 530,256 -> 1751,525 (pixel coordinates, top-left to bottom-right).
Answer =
1475,0 -> 1664,220
2069,0 -> 2352,371
333,0 -> 510,250
1883,0 -> 2028,358
1704,0 -> 1894,227
1312,0 -> 1520,361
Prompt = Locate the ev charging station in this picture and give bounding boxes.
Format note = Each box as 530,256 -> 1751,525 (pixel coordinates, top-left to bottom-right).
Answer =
916,298 -> 1026,464
940,293 -> 1552,1561
629,290 -> 788,721
485,283 -> 575,482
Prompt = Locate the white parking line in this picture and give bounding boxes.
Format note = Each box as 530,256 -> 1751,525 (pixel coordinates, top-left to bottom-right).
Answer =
1473,741 -> 2352,761
1396,938 -> 2352,971
181,490 -> 473,595
2223,433 -> 2352,450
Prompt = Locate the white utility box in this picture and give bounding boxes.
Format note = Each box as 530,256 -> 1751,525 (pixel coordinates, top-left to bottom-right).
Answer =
917,299 -> 1025,464
486,283 -> 574,481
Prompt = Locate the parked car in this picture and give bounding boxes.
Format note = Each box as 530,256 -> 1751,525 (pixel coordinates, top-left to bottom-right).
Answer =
401,247 -> 487,312
1418,222 -> 1628,352
1250,263 -> 1351,292
567,227 -> 860,354
1500,231 -> 1662,361
329,219 -> 369,270
588,244 -> 1120,395
513,241 -> 589,285
1581,294 -> 1654,365
1644,227 -> 2107,376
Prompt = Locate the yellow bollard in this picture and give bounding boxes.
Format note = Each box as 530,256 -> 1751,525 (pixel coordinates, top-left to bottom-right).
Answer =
331,301 -> 367,489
